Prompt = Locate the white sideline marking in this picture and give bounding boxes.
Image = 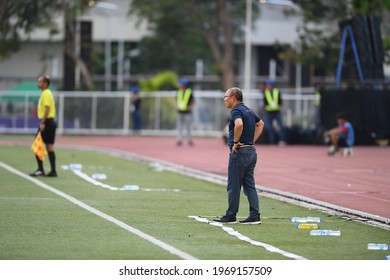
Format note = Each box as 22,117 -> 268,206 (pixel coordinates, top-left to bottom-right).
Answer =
72,169 -> 118,190
189,216 -> 307,260
68,168 -> 180,192
0,161 -> 197,260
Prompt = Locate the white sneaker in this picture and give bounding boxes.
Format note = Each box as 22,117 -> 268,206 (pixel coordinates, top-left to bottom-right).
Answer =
328,145 -> 337,155
342,147 -> 353,157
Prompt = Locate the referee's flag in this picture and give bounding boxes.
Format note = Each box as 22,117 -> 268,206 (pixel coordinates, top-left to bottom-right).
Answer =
31,132 -> 47,161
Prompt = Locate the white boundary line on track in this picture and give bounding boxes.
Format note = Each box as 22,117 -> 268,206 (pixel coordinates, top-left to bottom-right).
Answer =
0,161 -> 197,260
189,216 -> 307,260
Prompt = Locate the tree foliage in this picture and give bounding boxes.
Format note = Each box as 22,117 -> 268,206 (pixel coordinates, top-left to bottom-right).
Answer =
0,0 -> 94,89
139,71 -> 178,91
129,0 -> 212,76
129,0 -> 259,90
0,0 -> 62,60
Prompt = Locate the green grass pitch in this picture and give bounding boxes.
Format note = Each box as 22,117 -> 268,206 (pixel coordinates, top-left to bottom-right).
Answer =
0,144 -> 389,260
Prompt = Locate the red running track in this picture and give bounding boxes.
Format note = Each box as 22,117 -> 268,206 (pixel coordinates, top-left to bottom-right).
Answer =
51,135 -> 390,220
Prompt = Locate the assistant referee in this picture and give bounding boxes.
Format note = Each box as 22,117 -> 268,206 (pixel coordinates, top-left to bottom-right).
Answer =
30,75 -> 57,177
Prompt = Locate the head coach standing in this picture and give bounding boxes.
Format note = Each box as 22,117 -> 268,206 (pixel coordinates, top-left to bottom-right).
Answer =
214,87 -> 264,224
30,75 -> 57,177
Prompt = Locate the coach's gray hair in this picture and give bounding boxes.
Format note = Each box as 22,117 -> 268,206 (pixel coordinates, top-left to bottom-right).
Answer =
228,87 -> 243,102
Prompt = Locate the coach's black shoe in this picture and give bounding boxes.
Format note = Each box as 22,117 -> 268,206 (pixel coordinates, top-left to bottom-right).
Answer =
239,215 -> 261,225
29,169 -> 45,177
46,171 -> 58,177
213,216 -> 236,224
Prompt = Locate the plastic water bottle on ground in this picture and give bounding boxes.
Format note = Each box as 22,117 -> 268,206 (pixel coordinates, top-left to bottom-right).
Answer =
306,217 -> 322,223
367,243 -> 389,250
91,173 -> 107,180
310,230 -> 341,236
120,185 -> 140,191
291,217 -> 322,223
152,162 -> 163,172
69,163 -> 82,170
290,217 -> 306,223
297,223 -> 319,229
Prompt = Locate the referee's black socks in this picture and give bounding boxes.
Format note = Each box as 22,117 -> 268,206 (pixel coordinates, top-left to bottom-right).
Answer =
48,151 -> 56,172
35,155 -> 44,172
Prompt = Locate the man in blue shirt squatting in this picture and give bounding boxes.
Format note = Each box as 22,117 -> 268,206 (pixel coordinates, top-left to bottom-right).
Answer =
323,112 -> 355,156
214,87 -> 265,224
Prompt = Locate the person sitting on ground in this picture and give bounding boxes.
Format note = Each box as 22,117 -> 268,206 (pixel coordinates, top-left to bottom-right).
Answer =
323,112 -> 355,156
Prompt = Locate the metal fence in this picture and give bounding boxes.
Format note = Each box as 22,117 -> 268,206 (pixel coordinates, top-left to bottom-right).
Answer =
0,88 -> 317,137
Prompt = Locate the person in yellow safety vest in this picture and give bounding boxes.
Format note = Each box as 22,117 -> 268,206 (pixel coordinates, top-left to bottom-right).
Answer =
314,88 -> 321,107
176,78 -> 195,146
262,79 -> 285,145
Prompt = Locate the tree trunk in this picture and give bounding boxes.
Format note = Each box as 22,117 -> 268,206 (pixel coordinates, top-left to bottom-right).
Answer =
187,0 -> 235,90
63,4 -> 93,90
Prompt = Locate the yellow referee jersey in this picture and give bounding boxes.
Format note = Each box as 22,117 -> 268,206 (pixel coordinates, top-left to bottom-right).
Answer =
37,89 -> 56,119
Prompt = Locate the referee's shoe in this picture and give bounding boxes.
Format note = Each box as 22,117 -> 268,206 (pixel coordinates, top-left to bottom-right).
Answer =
46,171 -> 58,177
29,169 -> 45,177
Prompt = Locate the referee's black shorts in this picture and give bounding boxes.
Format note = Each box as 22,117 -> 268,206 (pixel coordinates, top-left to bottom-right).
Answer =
37,119 -> 57,144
